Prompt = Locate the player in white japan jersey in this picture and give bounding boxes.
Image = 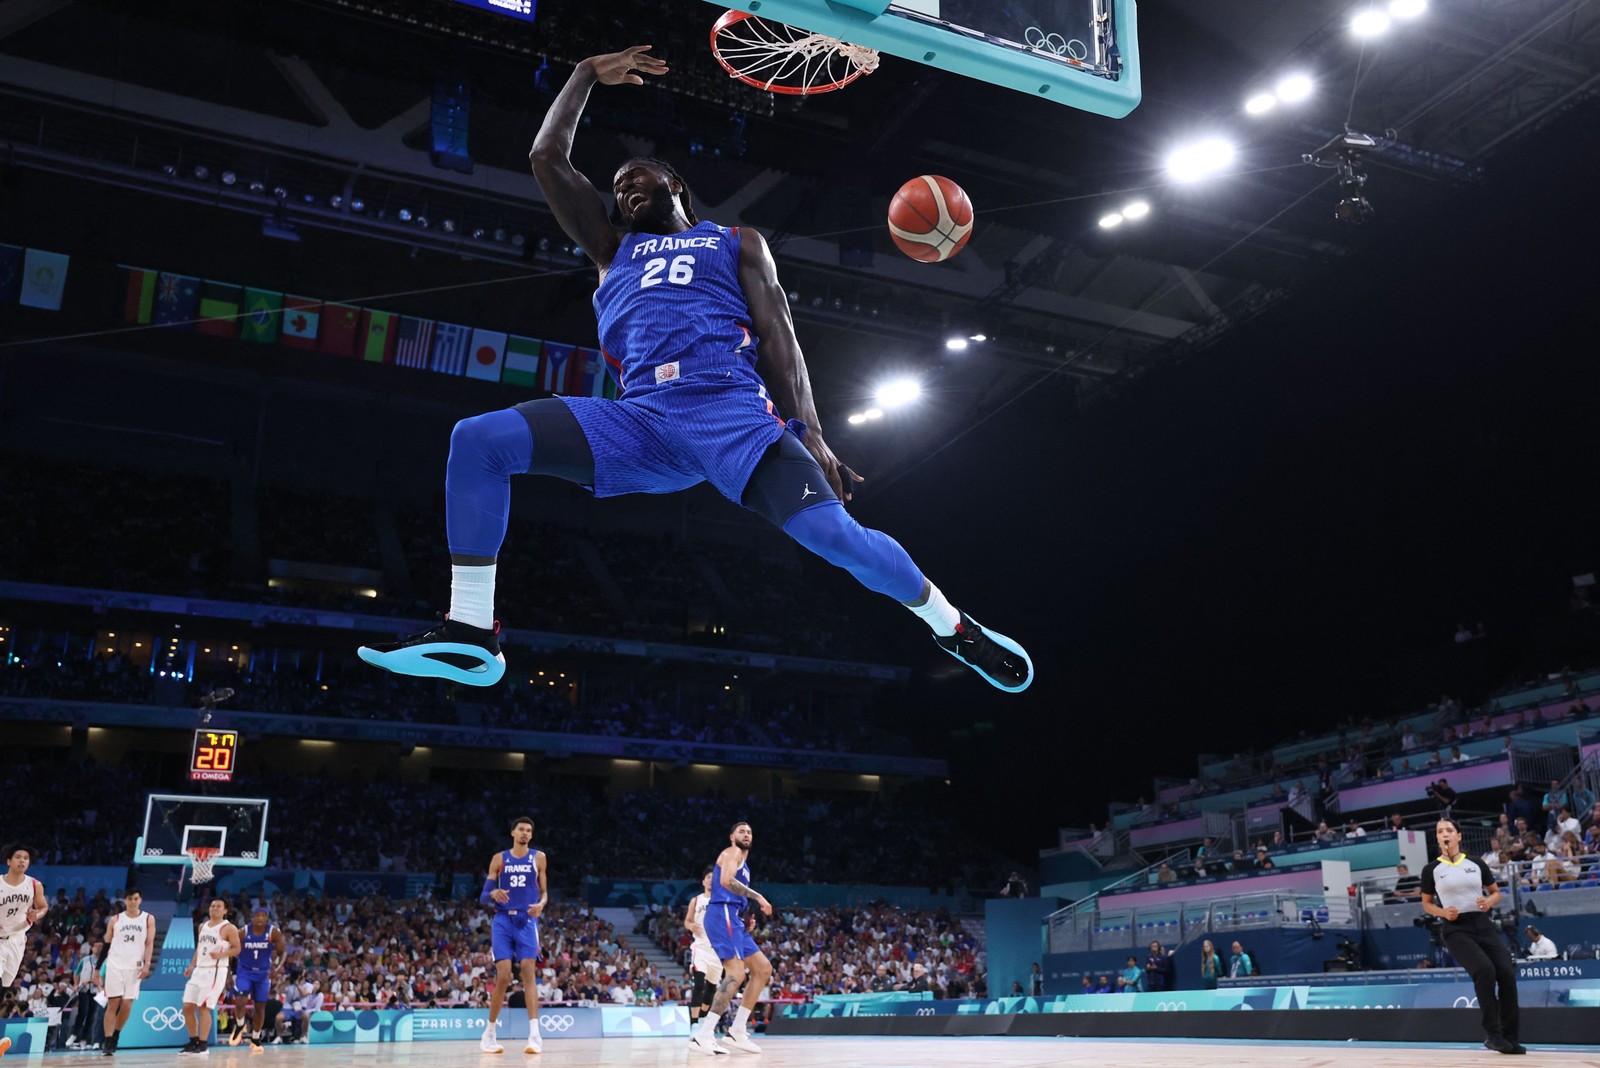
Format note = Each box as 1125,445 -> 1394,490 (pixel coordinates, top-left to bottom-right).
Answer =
180,899 -> 240,1055
101,888 -> 154,1054
682,867 -> 724,1044
0,844 -> 47,989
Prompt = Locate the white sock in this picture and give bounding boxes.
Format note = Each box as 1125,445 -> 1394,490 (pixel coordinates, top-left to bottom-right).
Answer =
733,1006 -> 752,1033
449,563 -> 496,630
698,1011 -> 720,1036
904,580 -> 960,637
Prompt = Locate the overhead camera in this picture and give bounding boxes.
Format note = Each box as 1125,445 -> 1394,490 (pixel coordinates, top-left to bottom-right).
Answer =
1303,126 -> 1395,225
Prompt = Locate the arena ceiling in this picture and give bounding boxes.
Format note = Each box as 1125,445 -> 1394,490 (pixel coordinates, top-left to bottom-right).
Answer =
1,0 -> 1596,444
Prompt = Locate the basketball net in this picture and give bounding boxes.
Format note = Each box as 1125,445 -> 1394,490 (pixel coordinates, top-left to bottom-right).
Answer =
186,847 -> 220,886
711,9 -> 880,95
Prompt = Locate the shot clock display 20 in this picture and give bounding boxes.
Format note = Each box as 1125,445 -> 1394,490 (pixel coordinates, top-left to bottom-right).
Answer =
190,729 -> 240,782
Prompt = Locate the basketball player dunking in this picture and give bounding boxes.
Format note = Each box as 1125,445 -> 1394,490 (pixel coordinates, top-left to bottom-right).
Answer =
0,844 -> 48,1059
180,899 -> 240,1057
684,868 -> 727,1054
100,888 -> 154,1057
357,44 -> 1032,697
227,907 -> 284,1053
478,816 -> 547,1055
693,822 -> 772,1056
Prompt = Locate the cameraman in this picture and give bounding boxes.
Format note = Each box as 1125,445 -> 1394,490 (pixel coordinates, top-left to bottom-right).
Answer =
1420,818 -> 1523,1054
1525,926 -> 1558,961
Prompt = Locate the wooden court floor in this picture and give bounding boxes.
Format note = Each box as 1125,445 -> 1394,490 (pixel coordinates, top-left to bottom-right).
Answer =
17,1037 -> 1600,1067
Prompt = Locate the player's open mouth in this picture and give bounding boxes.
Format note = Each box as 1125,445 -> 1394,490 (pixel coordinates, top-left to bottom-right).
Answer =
627,192 -> 647,214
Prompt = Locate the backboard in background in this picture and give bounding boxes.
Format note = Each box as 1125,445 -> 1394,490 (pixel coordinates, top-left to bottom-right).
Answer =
134,794 -> 271,868
702,0 -> 1141,117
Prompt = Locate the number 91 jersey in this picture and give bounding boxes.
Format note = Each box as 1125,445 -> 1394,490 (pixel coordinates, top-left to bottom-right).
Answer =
593,221 -> 763,399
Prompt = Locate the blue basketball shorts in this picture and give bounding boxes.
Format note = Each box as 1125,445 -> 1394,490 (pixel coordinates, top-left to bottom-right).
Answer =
704,902 -> 760,962
560,372 -> 789,504
234,970 -> 270,1001
491,913 -> 541,963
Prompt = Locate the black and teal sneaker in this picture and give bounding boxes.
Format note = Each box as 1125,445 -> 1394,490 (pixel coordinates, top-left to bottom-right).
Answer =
934,612 -> 1033,693
357,615 -> 506,687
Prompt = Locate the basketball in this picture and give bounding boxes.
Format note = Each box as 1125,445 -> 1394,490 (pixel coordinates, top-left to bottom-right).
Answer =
887,175 -> 974,263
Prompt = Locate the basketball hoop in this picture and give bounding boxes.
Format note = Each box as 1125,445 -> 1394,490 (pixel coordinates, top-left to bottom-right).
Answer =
186,847 -> 220,886
711,9 -> 879,96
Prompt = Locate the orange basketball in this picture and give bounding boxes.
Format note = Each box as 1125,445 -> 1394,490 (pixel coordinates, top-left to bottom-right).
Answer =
887,175 -> 974,263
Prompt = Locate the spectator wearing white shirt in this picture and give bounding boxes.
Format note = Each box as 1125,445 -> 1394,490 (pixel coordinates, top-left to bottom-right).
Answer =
1525,927 -> 1558,960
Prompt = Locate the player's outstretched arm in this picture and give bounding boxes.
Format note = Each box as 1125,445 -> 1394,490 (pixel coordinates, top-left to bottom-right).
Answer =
739,227 -> 864,503
529,46 -> 667,267
683,896 -> 700,936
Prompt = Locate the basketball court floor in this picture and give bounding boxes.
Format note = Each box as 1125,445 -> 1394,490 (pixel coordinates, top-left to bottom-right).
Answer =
12,1037 -> 1600,1066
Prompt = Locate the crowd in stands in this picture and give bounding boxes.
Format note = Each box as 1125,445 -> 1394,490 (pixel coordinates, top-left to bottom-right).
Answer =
0,456 -> 871,662
647,902 -> 985,1000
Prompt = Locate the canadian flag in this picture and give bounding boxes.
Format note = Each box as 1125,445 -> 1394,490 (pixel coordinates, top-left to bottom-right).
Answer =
279,295 -> 321,349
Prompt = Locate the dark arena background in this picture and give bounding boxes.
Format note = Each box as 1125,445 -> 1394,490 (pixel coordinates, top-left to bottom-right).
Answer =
2,0 -> 1600,1064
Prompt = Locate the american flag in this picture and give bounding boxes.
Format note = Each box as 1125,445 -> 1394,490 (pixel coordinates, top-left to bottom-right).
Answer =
396,316 -> 435,368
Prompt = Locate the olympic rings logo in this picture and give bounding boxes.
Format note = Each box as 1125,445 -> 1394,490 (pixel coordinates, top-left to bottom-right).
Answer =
348,881 -> 382,895
1024,26 -> 1089,62
1154,1001 -> 1188,1011
142,1007 -> 187,1031
539,1014 -> 576,1032
1453,996 -> 1480,1009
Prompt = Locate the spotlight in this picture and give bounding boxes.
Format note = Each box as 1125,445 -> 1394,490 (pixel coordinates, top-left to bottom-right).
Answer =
350,197 -> 365,213
969,333 -> 987,342
493,227 -> 508,242
415,215 -> 429,228
1122,200 -> 1150,219
272,185 -> 289,200
847,412 -> 867,425
1165,137 -> 1236,182
442,218 -> 457,233
945,337 -> 969,352
786,290 -> 800,304
220,171 -> 237,186
873,378 -> 922,408
329,194 -> 343,209
397,208 -> 413,222
1098,212 -> 1124,229
192,165 -> 210,180
301,193 -> 316,204
537,237 -> 550,252
510,234 -> 526,248
1244,92 -> 1277,116
863,408 -> 884,420
1276,73 -> 1313,103
1350,8 -> 1390,37
161,164 -> 178,177
471,228 -> 486,239
1389,0 -> 1426,17
248,180 -> 266,194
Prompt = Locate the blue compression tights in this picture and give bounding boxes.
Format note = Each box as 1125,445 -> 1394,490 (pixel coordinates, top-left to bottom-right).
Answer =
783,499 -> 926,604
446,410 -> 532,558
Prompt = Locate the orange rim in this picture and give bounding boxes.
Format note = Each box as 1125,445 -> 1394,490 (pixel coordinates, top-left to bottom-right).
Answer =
710,9 -> 876,96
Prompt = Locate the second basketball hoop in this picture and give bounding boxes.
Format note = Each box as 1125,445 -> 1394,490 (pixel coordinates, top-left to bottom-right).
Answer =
710,9 -> 880,95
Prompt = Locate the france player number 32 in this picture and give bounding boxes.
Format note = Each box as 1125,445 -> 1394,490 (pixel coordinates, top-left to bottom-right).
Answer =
639,255 -> 696,288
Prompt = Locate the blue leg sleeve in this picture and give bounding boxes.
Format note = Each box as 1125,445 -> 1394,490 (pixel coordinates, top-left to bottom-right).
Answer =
782,499 -> 925,603
445,409 -> 534,558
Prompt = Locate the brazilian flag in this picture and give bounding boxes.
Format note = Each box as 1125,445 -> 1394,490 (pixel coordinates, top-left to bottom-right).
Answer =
241,288 -> 283,343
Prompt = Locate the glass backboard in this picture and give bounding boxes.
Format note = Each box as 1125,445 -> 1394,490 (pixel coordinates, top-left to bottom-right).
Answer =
702,0 -> 1140,116
135,793 -> 271,868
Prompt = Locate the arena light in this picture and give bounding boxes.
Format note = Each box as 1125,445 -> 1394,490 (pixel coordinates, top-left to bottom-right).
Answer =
220,170 -> 237,186
969,333 -> 987,342
945,337 -> 969,352
863,407 -> 884,420
1389,0 -> 1426,18
873,377 -> 922,409
1122,200 -> 1150,220
1275,73 -> 1314,104
847,412 -> 867,425
1351,8 -> 1391,37
397,208 -> 413,222
1244,92 -> 1277,116
1098,212 -> 1124,229
1165,137 -> 1236,182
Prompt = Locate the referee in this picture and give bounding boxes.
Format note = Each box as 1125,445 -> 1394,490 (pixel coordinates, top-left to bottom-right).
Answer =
1419,817 -> 1524,1054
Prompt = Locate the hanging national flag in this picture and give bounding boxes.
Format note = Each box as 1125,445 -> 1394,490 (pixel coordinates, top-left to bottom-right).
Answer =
195,281 -> 242,338
430,322 -> 472,376
395,316 -> 435,368
153,272 -> 200,329
280,295 -> 321,349
501,336 -> 542,387
240,288 -> 283,343
319,303 -> 361,357
540,341 -> 576,394
18,248 -> 71,311
120,266 -> 158,324
600,348 -> 622,399
0,245 -> 23,303
465,329 -> 508,382
568,346 -> 612,398
359,309 -> 398,363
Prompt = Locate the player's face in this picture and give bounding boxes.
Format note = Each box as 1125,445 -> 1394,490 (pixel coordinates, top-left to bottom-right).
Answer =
512,822 -> 533,846
6,850 -> 28,874
702,872 -> 713,894
252,911 -> 268,931
209,899 -> 227,921
612,160 -> 679,232
125,893 -> 141,913
731,824 -> 753,850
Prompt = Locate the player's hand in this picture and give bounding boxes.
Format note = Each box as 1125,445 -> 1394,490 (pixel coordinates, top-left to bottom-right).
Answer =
211,946 -> 231,959
584,45 -> 669,87
25,907 -> 43,925
184,965 -> 194,977
491,889 -> 511,904
139,964 -> 151,979
528,903 -> 544,918
1443,906 -> 1459,921
804,433 -> 865,504
755,895 -> 773,917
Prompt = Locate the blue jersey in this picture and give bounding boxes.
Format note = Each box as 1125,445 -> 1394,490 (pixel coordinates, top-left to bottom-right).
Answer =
238,924 -> 276,973
709,855 -> 751,913
497,849 -> 540,914
593,222 -> 763,398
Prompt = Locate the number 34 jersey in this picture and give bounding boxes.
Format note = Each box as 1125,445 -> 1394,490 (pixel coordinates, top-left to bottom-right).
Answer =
593,221 -> 765,399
